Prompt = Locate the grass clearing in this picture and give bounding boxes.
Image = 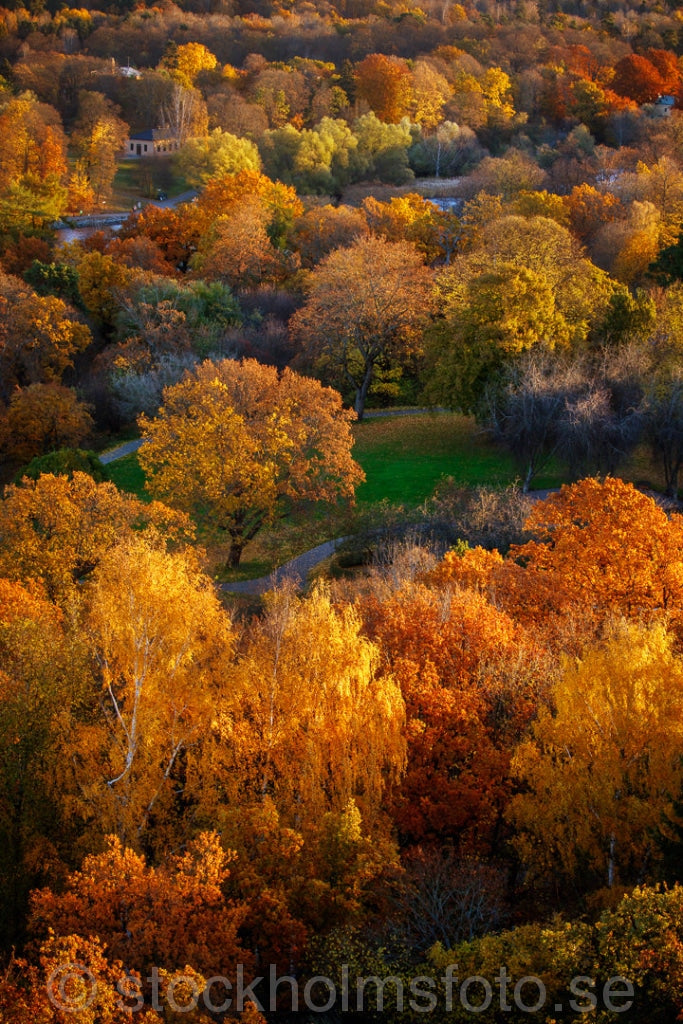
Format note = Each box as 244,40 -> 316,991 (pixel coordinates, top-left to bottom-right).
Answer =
352,411 -> 563,506
105,453 -> 149,500
103,412 -> 668,581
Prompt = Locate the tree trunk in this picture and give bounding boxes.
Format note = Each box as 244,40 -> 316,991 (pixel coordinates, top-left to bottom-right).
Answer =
665,459 -> 680,499
227,538 -> 244,568
607,833 -> 616,889
354,364 -> 374,421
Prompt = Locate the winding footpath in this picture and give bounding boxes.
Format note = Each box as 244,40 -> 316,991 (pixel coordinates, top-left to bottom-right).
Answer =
96,429 -> 569,595
98,409 -> 453,594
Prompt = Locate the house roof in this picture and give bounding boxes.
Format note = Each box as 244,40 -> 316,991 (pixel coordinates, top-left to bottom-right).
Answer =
128,128 -> 178,141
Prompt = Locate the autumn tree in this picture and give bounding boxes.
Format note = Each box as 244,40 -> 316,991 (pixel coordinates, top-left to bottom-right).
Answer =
361,193 -> 453,265
193,198 -> 296,289
115,205 -> 199,275
0,93 -> 67,192
0,92 -> 68,235
0,933 -> 162,1024
139,359 -> 363,567
0,579 -> 79,947
30,831 -> 250,980
509,477 -> 683,633
159,41 -> 218,91
72,250 -> 133,332
429,477 -> 683,651
71,92 -> 129,204
425,261 -> 570,413
1,383 -> 93,465
60,534 -> 233,847
191,169 -> 302,249
288,204 -> 368,268
410,60 -> 451,131
0,472 -> 191,605
510,621 -> 683,891
0,273 -> 91,400
360,581 -> 542,853
206,584 -> 405,942
612,53 -> 669,105
176,128 -> 261,188
355,54 -> 413,123
215,584 -> 404,828
290,235 -> 433,419
566,183 -> 621,243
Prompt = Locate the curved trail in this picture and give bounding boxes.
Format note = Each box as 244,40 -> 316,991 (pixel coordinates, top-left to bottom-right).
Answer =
98,422 -> 560,596
219,490 -> 559,596
220,536 -> 353,595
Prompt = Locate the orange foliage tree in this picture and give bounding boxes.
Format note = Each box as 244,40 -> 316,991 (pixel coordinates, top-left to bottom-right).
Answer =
360,581 -> 543,851
612,53 -> 668,104
116,205 -> 199,274
30,831 -> 251,981
355,54 -> 413,123
429,478 -> 683,645
2,383 -> 93,465
0,933 -> 161,1024
566,183 -> 621,242
0,472 -> 192,604
0,274 -> 91,399
509,477 -> 683,630
191,169 -> 302,246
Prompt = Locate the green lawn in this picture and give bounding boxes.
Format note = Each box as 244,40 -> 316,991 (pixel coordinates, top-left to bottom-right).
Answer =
111,412 -> 673,583
110,158 -> 191,211
106,453 -> 149,500
104,413 -> 557,510
352,411 -> 563,506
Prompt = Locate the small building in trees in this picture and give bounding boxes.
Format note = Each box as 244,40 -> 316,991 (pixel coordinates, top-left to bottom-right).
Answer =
652,95 -> 676,117
125,129 -> 180,157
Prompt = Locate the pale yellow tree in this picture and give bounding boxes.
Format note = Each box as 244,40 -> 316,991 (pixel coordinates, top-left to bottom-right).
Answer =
510,621 -> 683,890
410,60 -> 452,131
208,584 -> 405,831
60,533 -> 233,848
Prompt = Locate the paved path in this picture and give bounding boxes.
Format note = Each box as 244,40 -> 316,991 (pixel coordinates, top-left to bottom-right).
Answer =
99,438 -> 144,465
220,536 -> 352,595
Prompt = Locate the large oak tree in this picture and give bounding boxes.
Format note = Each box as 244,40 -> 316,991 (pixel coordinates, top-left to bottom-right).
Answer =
139,358 -> 364,567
